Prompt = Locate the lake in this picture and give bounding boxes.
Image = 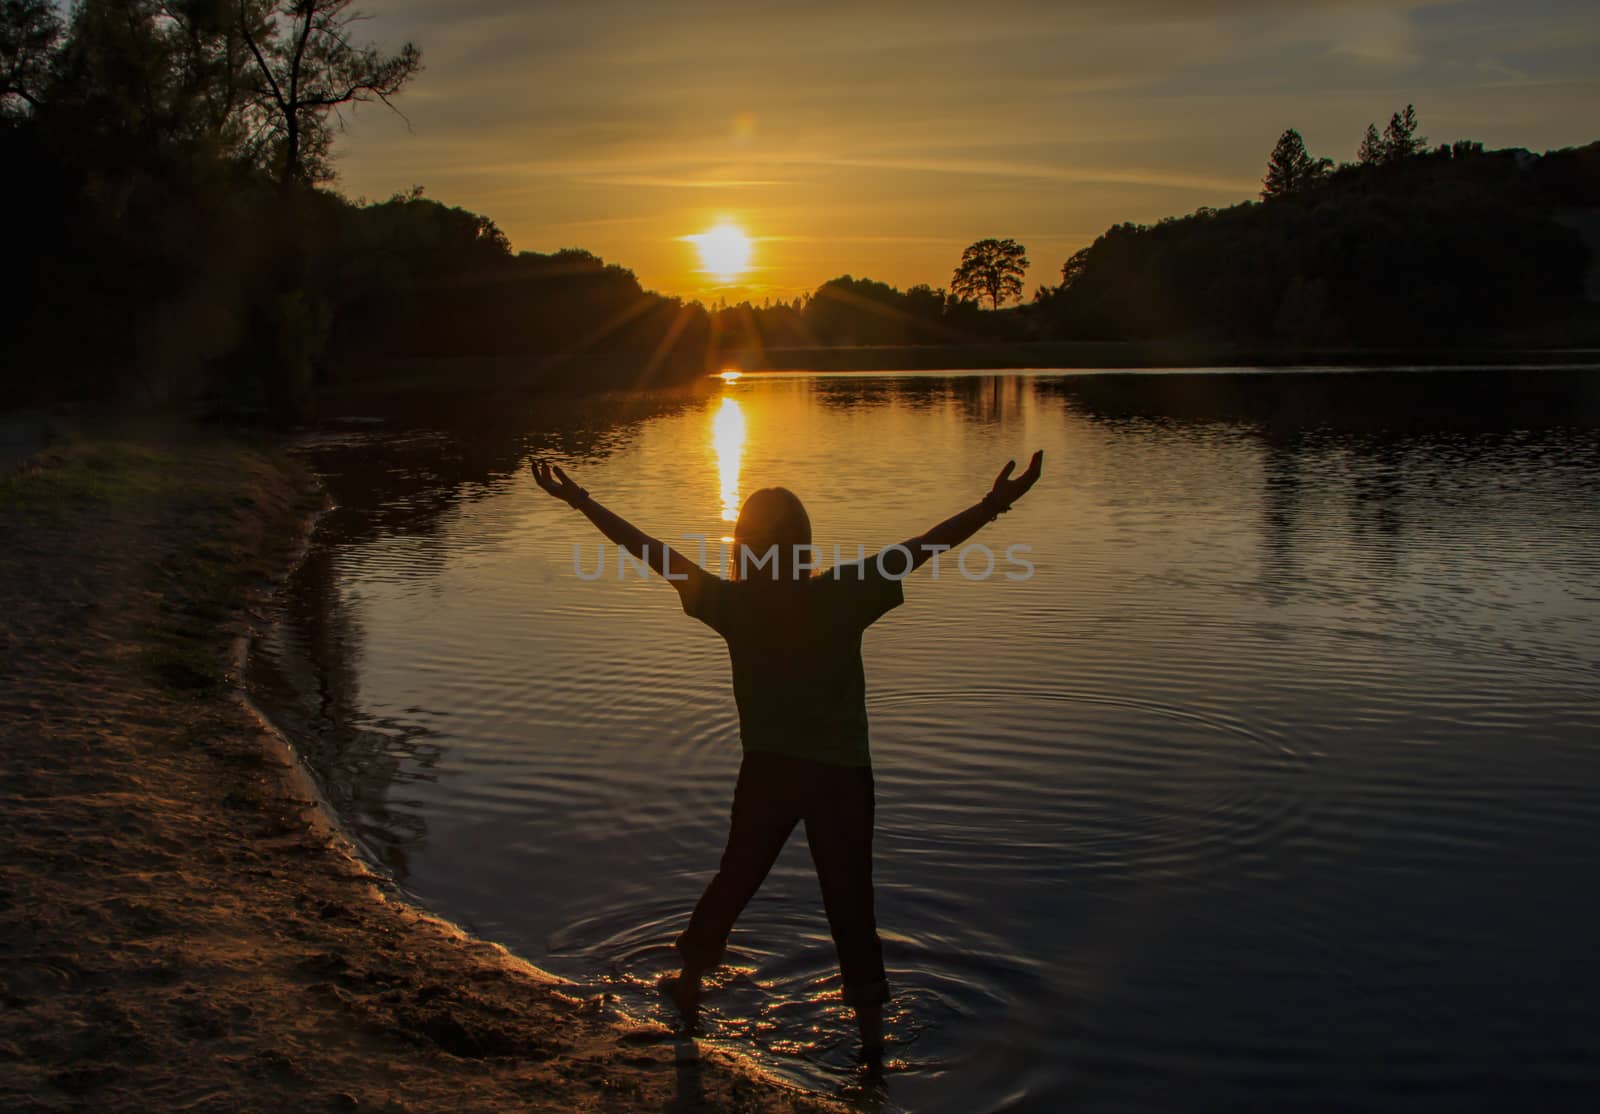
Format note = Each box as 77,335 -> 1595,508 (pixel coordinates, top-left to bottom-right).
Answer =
250,368 -> 1600,1113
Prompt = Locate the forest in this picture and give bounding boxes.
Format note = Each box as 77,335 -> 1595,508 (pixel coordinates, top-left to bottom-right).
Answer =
3,2 -> 1597,418
1038,125 -> 1600,345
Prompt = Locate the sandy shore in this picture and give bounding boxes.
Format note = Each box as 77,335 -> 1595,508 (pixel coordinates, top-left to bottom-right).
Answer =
0,425 -> 828,1112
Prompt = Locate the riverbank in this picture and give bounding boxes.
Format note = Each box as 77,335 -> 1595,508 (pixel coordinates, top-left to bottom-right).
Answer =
0,424 -> 827,1112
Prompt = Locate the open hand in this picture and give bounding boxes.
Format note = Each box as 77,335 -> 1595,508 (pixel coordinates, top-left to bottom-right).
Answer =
531,459 -> 587,507
989,450 -> 1043,510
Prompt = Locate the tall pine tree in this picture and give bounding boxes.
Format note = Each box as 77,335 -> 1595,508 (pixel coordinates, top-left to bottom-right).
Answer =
1357,122 -> 1384,166
1261,128 -> 1333,200
1381,103 -> 1425,162
1357,105 -> 1426,168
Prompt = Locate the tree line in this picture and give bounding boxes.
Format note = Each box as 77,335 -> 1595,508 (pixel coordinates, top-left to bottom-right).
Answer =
1034,108 -> 1597,345
0,2 -> 1043,414
3,5 -> 1596,418
1262,104 -> 1458,201
1,0 -> 432,412
702,240 -> 1032,353
0,1 -> 725,415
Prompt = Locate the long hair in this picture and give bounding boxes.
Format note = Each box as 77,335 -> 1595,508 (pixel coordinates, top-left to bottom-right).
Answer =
731,486 -> 813,583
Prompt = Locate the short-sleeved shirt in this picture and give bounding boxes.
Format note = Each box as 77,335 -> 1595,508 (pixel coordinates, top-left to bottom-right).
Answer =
680,560 -> 904,767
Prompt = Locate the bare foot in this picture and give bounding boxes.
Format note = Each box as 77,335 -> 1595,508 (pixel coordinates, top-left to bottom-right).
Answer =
657,968 -> 703,1017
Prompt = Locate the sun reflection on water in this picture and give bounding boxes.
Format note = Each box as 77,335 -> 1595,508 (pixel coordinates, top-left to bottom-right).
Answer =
713,396 -> 746,524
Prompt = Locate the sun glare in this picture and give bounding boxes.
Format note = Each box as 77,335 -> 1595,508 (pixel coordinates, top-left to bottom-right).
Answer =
712,396 -> 746,523
687,222 -> 753,282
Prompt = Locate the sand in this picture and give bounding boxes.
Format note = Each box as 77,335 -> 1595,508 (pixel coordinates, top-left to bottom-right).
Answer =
0,425 -> 831,1113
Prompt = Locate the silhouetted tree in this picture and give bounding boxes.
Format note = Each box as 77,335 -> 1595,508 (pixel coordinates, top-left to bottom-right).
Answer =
1357,122 -> 1384,167
1042,144 -> 1588,346
240,0 -> 421,185
1382,103 -> 1425,163
24,1 -> 270,164
47,0 -> 186,153
167,0 -> 267,162
1534,140 -> 1600,206
952,237 -> 1028,309
1261,127 -> 1333,199
903,283 -> 948,331
803,275 -> 917,345
1357,105 -> 1427,168
1060,246 -> 1090,289
0,0 -> 60,117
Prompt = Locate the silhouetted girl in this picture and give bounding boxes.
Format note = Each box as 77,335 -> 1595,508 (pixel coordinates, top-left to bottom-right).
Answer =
533,449 -> 1043,1057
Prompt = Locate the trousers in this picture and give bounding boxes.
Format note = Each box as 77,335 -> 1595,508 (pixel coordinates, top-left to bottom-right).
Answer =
675,749 -> 888,1006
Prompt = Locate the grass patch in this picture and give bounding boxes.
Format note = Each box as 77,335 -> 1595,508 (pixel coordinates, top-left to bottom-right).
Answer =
1,423 -> 321,696
0,441 -> 180,518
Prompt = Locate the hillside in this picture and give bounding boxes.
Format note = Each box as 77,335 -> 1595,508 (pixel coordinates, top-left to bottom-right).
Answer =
1038,141 -> 1600,346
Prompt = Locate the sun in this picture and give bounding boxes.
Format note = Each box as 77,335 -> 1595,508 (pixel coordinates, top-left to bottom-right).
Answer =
686,222 -> 752,282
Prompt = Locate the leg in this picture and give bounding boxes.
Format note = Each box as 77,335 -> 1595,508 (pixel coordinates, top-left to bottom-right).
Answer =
803,766 -> 888,1050
676,754 -> 798,977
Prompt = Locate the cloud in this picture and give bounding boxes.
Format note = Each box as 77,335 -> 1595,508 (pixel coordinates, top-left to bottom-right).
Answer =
574,175 -> 793,189
749,154 -> 1259,194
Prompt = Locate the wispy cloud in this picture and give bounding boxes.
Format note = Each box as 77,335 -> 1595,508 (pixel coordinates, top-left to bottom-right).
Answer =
575,176 -> 793,189
752,154 -> 1260,194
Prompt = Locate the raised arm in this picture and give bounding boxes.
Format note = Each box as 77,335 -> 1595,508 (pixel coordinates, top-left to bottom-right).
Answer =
532,460 -> 710,590
896,450 -> 1043,573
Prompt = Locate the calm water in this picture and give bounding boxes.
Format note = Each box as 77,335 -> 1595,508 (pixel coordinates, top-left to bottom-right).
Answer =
251,369 -> 1600,1112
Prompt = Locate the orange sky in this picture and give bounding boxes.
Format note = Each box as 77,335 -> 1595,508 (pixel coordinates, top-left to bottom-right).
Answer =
332,1 -> 1600,304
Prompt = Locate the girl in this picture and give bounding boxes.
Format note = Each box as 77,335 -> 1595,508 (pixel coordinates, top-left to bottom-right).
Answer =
532,449 -> 1043,1057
